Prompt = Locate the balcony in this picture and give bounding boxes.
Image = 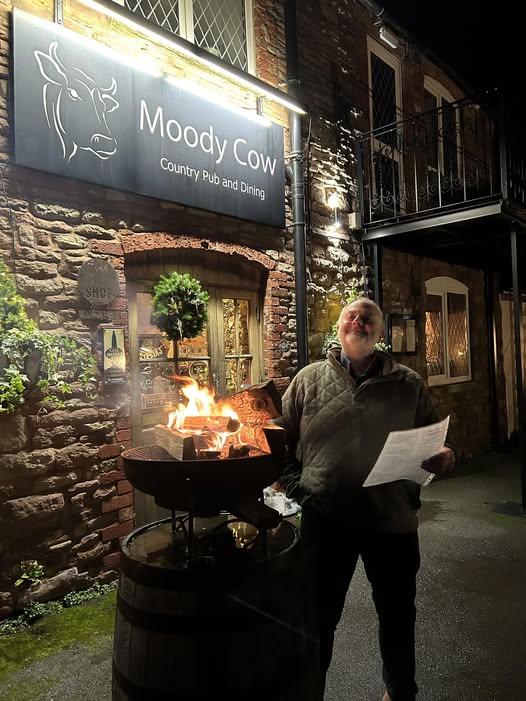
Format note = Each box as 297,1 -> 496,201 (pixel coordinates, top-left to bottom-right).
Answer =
357,95 -> 526,227
356,97 -> 526,276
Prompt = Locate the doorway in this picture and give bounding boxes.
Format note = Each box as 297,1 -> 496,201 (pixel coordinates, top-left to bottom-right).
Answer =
126,249 -> 265,525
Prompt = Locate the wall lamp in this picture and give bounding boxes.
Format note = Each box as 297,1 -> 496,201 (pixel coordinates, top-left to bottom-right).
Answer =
327,191 -> 341,229
379,25 -> 399,49
76,0 -> 306,115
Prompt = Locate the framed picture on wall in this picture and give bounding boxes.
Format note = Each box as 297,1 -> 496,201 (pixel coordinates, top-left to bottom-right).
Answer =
385,313 -> 417,355
102,326 -> 126,384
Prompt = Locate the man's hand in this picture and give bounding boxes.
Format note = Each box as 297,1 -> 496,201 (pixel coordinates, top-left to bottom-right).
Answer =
421,447 -> 455,475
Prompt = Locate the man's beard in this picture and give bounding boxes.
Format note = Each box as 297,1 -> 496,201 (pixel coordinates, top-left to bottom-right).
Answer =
341,330 -> 377,353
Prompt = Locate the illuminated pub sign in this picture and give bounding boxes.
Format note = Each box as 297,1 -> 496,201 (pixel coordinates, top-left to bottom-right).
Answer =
13,9 -> 285,228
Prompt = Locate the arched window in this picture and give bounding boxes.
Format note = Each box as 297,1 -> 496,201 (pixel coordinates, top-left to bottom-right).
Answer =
425,276 -> 471,385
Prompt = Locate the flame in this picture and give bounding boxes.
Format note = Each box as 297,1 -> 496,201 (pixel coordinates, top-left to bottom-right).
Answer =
165,376 -> 240,453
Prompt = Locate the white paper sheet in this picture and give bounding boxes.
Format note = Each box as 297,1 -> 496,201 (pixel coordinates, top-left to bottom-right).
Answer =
362,416 -> 450,487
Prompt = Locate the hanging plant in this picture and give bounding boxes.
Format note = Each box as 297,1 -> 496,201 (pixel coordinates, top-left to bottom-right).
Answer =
151,272 -> 210,342
0,261 -> 97,414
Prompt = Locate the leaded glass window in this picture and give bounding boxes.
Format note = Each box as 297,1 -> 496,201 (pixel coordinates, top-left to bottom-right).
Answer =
223,297 -> 252,394
447,293 -> 469,377
193,0 -> 248,71
367,39 -> 403,215
126,0 -> 180,34
425,277 -> 471,385
123,0 -> 251,71
371,53 -> 396,138
425,294 -> 444,377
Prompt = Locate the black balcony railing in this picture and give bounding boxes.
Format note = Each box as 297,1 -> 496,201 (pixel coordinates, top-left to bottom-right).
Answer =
505,118 -> 526,207
356,97 -> 525,226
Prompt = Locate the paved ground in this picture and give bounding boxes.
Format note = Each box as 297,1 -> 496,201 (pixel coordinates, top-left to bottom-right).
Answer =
1,450 -> 525,700
326,450 -> 526,701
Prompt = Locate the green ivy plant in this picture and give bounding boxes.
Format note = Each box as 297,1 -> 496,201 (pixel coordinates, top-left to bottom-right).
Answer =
0,261 -> 97,414
322,286 -> 391,355
0,581 -> 117,635
0,261 -> 34,338
14,560 -> 45,588
151,271 -> 210,342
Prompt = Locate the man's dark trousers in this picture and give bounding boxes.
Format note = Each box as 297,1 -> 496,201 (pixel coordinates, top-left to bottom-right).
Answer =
301,505 -> 421,701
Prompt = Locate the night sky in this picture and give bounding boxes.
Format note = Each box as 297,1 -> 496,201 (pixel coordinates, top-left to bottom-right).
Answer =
381,1 -> 524,104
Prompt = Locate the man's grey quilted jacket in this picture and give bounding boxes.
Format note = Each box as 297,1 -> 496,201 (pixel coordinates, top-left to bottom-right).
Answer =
276,348 -> 441,533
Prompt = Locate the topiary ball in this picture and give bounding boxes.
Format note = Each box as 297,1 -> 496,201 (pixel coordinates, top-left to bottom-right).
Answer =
151,272 -> 210,342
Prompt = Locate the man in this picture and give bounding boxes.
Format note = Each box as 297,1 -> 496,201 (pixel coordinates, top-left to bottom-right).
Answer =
278,297 -> 454,701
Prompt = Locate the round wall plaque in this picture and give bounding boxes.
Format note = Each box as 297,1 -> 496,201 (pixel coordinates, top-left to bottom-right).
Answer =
78,259 -> 120,307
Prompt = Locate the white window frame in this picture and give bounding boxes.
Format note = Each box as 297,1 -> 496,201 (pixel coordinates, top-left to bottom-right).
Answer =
425,276 -> 472,386
116,0 -> 256,74
423,76 -> 462,178
367,37 -> 404,212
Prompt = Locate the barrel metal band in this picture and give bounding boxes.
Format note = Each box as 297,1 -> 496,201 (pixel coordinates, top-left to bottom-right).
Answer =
112,658 -> 304,701
116,591 -> 271,634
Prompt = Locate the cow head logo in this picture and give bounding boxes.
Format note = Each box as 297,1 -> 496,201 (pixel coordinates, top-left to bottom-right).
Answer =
34,42 -> 119,163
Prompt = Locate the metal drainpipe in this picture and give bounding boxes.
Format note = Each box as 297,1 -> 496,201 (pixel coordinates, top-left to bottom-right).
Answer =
484,270 -> 500,449
510,223 -> 526,510
285,0 -> 308,370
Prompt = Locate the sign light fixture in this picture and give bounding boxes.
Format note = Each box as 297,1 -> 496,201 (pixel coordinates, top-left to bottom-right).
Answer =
379,25 -> 399,49
77,0 -> 307,115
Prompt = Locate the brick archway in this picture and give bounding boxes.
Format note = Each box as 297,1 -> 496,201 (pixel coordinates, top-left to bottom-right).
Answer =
121,232 -> 291,389
121,232 -> 276,272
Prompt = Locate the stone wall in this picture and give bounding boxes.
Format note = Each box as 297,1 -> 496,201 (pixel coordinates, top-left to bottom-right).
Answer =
0,0 -> 294,617
296,0 -> 373,358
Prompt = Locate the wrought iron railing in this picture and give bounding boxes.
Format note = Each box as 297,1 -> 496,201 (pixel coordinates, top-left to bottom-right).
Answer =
356,97 -> 524,226
504,117 -> 526,208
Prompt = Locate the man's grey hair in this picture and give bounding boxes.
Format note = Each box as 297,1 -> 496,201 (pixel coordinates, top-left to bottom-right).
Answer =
338,297 -> 384,327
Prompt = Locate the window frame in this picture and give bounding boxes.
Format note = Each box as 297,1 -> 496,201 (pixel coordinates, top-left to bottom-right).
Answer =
425,276 -> 472,386
206,286 -> 262,397
118,0 -> 256,74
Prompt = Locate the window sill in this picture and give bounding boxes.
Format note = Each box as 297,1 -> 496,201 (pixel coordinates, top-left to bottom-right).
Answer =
427,376 -> 472,388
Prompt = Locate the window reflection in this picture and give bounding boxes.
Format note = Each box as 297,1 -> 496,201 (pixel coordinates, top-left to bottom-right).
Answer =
425,294 -> 444,376
223,297 -> 252,395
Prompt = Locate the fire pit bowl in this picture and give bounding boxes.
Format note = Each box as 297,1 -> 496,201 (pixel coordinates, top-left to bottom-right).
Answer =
121,444 -> 281,498
121,424 -> 288,526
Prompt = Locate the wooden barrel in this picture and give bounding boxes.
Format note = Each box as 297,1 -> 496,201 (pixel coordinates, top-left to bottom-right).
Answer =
112,517 -> 320,701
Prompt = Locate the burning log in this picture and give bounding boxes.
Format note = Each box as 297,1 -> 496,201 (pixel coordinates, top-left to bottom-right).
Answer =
215,380 -> 282,425
182,415 -> 241,434
261,424 -> 288,456
197,448 -> 222,460
154,379 -> 285,465
236,424 -> 286,456
227,443 -> 250,459
154,425 -> 197,461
